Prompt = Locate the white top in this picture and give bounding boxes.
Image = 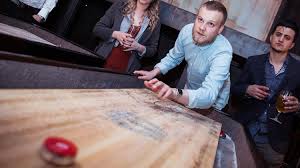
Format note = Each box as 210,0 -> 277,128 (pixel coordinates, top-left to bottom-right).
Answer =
19,0 -> 58,20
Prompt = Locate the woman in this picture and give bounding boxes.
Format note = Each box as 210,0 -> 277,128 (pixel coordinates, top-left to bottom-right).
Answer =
93,0 -> 161,73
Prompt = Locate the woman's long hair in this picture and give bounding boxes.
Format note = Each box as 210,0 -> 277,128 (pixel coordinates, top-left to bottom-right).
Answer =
123,0 -> 160,31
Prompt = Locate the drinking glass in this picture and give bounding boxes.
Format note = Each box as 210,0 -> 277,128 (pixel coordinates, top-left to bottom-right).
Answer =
270,90 -> 292,124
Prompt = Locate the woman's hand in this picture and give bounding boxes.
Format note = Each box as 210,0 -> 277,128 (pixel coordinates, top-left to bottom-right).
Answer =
123,37 -> 146,53
112,31 -> 132,45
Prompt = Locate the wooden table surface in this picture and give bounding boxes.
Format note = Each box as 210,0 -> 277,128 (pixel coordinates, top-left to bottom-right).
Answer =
0,89 -> 221,168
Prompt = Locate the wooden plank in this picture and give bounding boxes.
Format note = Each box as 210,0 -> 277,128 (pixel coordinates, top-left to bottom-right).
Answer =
0,89 -> 221,168
0,23 -> 54,46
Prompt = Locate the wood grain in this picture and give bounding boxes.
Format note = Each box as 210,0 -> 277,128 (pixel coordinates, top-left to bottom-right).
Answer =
0,89 -> 221,168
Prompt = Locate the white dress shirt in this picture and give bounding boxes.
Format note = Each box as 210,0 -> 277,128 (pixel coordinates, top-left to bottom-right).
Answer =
19,0 -> 58,20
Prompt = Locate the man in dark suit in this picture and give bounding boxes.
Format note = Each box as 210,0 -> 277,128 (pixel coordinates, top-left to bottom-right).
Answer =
231,20 -> 300,167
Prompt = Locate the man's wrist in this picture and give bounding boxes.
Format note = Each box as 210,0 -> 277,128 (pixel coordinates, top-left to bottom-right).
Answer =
152,67 -> 161,76
245,86 -> 252,98
172,88 -> 183,99
244,93 -> 252,98
178,89 -> 183,97
171,88 -> 178,99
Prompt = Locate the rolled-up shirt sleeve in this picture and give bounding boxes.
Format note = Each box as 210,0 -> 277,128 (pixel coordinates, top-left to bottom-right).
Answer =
38,0 -> 58,20
187,50 -> 232,109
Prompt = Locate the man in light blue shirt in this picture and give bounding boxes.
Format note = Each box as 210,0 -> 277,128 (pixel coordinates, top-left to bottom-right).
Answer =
134,1 -> 232,111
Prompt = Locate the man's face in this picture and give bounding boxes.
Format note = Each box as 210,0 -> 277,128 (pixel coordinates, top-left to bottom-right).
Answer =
192,7 -> 224,46
270,26 -> 295,53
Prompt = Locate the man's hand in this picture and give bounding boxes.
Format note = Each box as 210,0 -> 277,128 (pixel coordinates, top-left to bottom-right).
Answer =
112,31 -> 132,46
246,85 -> 270,100
144,78 -> 175,99
32,14 -> 43,23
134,68 -> 160,80
283,96 -> 300,113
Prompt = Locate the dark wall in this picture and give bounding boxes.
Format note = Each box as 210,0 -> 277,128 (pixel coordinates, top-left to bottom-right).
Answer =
66,0 -> 112,50
42,0 -> 71,33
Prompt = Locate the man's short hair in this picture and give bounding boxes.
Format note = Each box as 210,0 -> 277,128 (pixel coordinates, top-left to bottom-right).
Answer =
200,1 -> 228,25
272,19 -> 299,42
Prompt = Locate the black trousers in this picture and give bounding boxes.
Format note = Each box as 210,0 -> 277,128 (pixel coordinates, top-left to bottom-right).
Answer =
0,0 -> 40,24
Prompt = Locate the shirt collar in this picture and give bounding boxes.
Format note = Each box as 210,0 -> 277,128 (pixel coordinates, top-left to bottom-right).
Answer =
193,41 -> 212,50
266,53 -> 290,65
266,53 -> 289,75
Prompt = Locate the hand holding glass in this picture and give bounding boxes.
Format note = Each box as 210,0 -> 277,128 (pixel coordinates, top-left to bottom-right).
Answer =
270,90 -> 292,124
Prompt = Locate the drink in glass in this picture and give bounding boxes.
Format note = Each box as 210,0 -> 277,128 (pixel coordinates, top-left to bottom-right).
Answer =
276,94 -> 285,112
270,90 -> 291,124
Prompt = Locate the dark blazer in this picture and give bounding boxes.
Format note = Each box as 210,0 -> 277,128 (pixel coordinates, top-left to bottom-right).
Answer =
231,53 -> 300,154
93,0 -> 161,73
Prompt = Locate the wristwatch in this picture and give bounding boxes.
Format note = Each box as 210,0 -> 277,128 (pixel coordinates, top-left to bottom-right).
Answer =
177,89 -> 183,97
173,88 -> 183,98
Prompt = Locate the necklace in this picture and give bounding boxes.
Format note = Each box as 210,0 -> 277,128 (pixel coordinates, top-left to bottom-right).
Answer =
130,11 -> 144,26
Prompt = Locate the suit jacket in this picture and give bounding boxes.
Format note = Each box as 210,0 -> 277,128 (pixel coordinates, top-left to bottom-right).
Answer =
93,0 -> 161,73
231,53 -> 300,154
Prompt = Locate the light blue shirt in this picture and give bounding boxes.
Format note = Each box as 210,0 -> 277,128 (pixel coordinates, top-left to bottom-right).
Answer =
155,23 -> 233,110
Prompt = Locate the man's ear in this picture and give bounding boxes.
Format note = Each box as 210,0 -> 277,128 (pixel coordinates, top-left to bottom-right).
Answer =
218,25 -> 224,34
289,42 -> 295,50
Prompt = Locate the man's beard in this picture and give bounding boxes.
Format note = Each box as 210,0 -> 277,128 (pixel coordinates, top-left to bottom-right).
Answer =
271,46 -> 284,53
192,31 -> 215,46
192,31 -> 203,46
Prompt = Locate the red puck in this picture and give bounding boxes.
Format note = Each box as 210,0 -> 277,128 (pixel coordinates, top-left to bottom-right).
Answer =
40,137 -> 78,166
